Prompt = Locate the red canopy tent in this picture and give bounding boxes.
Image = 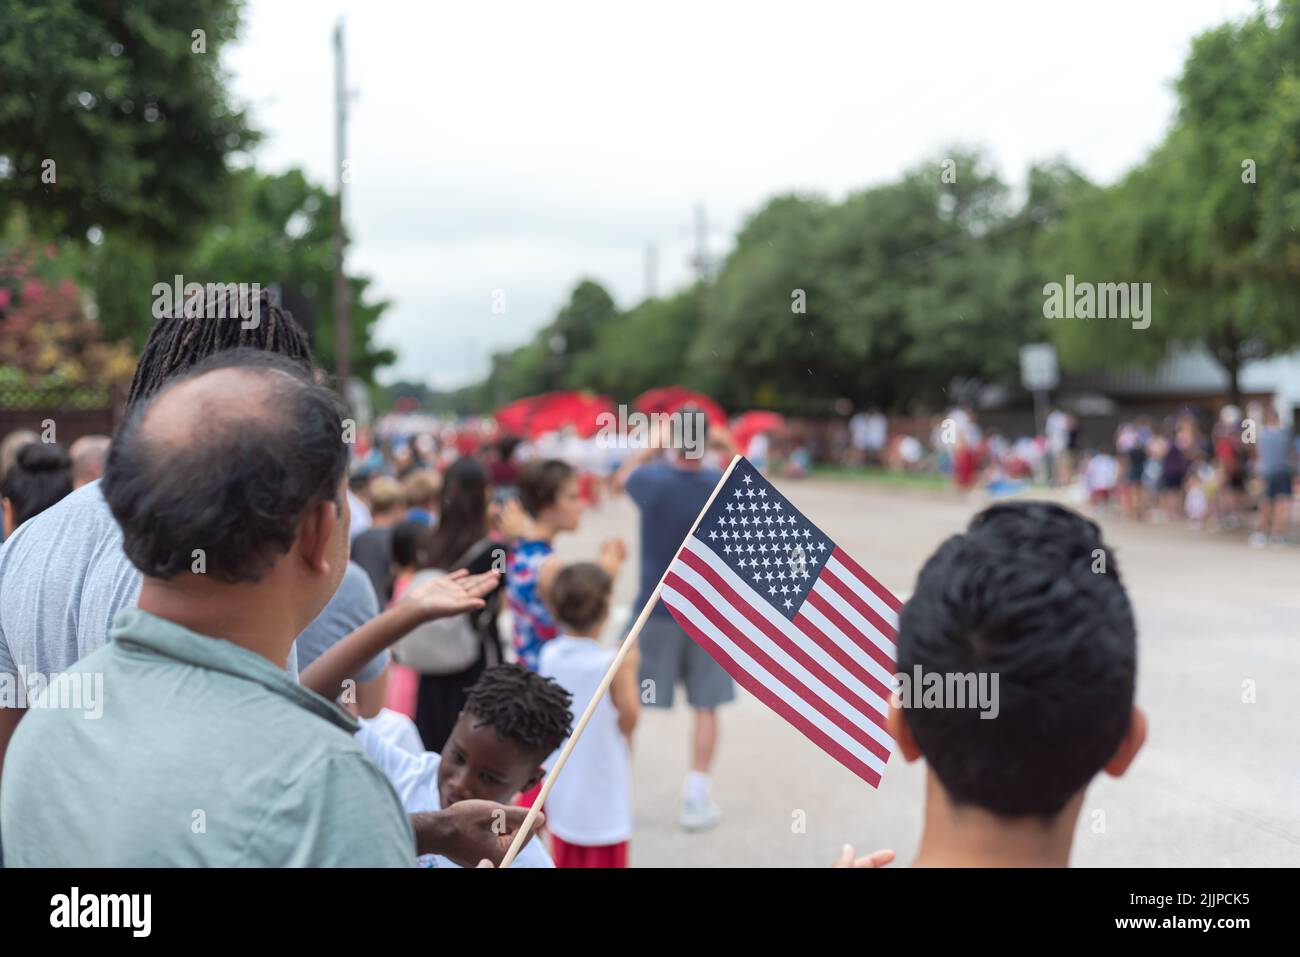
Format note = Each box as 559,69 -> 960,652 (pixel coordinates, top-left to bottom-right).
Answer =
730,410 -> 786,453
494,391 -> 613,439
633,386 -> 727,426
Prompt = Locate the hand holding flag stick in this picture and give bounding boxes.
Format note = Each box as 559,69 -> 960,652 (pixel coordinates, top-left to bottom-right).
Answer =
499,455 -> 743,867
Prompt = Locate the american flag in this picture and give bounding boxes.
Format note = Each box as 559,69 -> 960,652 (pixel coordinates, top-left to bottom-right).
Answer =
660,457 -> 900,787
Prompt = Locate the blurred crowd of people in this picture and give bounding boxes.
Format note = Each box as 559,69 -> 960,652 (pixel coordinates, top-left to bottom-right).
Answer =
843,401 -> 1297,546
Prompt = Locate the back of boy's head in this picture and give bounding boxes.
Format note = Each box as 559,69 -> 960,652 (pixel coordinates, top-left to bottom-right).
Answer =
464,664 -> 573,760
550,561 -> 612,632
518,458 -> 574,518
897,501 -> 1136,819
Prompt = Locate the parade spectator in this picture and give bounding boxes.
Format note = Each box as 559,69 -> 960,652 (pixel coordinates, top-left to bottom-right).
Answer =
355,665 -> 570,868
1251,406 -> 1294,548
0,292 -> 529,867
402,469 -> 442,526
1115,419 -> 1149,521
348,473 -> 373,542
619,426 -> 732,833
409,456 -> 506,752
1045,408 -> 1071,485
351,475 -> 405,601
1,441 -> 73,538
1212,408 -> 1246,529
0,429 -> 37,488
889,502 -> 1145,866
1158,424 -> 1191,520
0,292 -> 314,798
506,459 -> 624,672
1084,444 -> 1119,507
539,562 -> 638,868
68,434 -> 111,489
1,354 -> 417,865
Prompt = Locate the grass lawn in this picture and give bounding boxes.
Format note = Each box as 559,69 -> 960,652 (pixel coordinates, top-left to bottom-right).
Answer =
810,465 -> 951,491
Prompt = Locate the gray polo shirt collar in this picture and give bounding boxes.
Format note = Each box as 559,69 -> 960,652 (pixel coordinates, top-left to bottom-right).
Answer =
109,607 -> 357,733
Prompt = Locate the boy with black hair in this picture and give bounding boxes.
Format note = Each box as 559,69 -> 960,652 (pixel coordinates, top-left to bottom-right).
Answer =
872,500 -> 1146,867
356,663 -> 573,868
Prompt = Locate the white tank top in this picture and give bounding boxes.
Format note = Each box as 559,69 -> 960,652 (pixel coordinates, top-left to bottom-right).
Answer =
538,635 -> 633,845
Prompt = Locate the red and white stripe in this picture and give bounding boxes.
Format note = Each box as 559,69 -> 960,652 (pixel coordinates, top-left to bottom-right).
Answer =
661,536 -> 902,787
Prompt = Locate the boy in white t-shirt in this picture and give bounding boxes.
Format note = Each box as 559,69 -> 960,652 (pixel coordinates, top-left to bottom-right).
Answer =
355,665 -> 573,868
1085,446 -> 1120,507
538,562 -> 640,867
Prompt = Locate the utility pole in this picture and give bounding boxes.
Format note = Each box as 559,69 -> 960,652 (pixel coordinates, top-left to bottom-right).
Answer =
332,17 -> 351,386
693,203 -> 710,283
644,242 -> 658,300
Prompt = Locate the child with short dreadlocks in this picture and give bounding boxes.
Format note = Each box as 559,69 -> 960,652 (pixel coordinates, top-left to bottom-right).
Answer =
355,664 -> 573,868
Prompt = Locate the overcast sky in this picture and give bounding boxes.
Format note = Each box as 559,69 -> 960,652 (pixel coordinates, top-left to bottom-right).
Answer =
225,0 -> 1258,388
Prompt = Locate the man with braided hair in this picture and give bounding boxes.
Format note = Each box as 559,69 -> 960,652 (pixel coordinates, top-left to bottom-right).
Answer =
124,285 -> 312,407
356,664 -> 574,868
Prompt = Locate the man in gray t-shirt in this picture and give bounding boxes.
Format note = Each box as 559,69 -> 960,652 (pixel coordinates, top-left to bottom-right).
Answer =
0,480 -> 299,686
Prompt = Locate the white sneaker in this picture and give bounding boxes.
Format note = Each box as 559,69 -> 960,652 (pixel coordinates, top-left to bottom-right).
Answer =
1249,532 -> 1268,549
680,795 -> 721,832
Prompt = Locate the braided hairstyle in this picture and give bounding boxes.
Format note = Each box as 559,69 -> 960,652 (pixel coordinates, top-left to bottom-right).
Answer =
464,664 -> 573,759
125,286 -> 313,412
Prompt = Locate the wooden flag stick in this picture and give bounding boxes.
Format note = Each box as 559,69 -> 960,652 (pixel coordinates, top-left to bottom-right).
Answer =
500,453 -> 742,867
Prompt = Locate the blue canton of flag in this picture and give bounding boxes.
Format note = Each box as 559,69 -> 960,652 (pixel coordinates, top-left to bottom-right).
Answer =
695,458 -> 836,621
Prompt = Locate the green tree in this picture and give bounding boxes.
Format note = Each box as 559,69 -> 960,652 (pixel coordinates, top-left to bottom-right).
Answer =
1042,3 -> 1300,405
86,168 -> 396,383
571,287 -> 703,400
0,0 -> 256,245
690,194 -> 838,412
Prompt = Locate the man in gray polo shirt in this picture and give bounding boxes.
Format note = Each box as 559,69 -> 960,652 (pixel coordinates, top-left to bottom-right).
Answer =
1,352 -> 413,865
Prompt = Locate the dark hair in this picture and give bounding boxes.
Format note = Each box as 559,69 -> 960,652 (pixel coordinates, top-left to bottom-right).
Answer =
518,458 -> 575,518
897,501 -> 1137,819
549,561 -> 612,632
390,519 -> 429,569
125,286 -> 313,412
103,349 -> 348,584
423,457 -> 489,570
1,441 -> 73,527
464,664 -> 573,759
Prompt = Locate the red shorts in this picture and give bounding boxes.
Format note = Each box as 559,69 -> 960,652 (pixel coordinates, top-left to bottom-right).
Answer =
550,835 -> 628,868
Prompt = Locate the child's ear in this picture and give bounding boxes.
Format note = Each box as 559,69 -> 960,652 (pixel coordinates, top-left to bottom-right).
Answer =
887,696 -> 923,762
1103,706 -> 1147,777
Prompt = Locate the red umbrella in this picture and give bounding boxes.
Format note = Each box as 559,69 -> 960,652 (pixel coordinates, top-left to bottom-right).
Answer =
633,386 -> 727,426
731,410 -> 786,453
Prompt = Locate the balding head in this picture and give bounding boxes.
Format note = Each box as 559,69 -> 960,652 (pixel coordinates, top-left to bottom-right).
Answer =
69,434 -> 111,488
103,349 -> 349,585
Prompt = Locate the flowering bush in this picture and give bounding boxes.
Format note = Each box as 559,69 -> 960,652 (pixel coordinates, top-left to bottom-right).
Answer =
0,243 -> 135,391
